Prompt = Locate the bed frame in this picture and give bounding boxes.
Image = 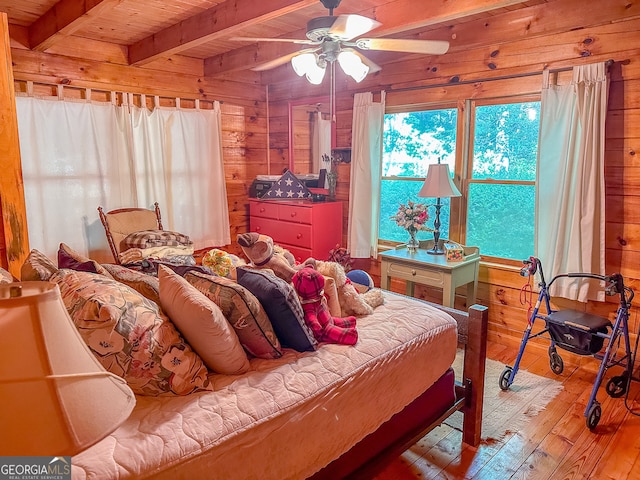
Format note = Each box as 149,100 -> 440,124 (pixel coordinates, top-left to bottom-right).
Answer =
312,300 -> 488,479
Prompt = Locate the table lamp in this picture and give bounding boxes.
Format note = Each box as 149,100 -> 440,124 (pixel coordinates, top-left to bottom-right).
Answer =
418,158 -> 461,254
0,281 -> 135,456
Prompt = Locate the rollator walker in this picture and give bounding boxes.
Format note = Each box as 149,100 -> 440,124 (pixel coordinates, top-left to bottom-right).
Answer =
499,257 -> 635,430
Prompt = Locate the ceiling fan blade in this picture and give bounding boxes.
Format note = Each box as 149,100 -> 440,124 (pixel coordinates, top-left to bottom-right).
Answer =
251,48 -> 318,72
328,14 -> 381,41
355,38 -> 450,55
230,36 -> 316,45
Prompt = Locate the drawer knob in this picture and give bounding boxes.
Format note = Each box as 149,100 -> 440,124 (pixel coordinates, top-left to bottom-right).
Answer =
296,233 -> 302,239
259,208 -> 265,213
256,226 -> 261,232
291,212 -> 297,217
411,269 -> 417,276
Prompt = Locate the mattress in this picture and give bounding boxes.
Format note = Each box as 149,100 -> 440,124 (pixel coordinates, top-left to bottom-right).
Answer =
71,291 -> 458,480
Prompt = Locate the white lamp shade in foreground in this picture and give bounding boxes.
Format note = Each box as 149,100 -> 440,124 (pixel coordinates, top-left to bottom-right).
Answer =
0,282 -> 135,456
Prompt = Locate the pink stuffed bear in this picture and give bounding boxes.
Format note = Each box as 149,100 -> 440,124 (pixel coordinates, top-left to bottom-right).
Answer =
292,266 -> 358,346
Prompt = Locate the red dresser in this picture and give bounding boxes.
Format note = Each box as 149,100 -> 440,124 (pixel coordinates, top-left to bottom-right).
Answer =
249,199 -> 343,263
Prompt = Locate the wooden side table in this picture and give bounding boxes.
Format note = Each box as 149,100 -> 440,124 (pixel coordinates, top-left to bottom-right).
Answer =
379,240 -> 480,308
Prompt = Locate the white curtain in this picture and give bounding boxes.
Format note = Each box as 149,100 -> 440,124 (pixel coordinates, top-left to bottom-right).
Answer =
16,97 -> 133,262
16,94 -> 229,262
536,62 -> 609,302
312,112 -> 332,181
126,101 -> 230,249
347,91 -> 385,258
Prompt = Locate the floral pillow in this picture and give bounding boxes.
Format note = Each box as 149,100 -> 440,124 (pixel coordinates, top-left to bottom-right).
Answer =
101,263 -> 161,306
51,269 -> 212,396
0,266 -> 14,283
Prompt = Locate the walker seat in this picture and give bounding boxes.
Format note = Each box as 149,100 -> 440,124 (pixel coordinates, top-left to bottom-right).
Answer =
546,310 -> 611,355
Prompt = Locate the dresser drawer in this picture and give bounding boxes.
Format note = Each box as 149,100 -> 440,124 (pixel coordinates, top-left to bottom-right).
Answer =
282,244 -> 313,264
251,217 -> 312,249
277,204 -> 311,224
387,262 -> 445,287
250,201 -> 279,220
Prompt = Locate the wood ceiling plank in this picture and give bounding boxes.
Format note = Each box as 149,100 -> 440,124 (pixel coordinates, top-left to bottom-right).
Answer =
28,0 -> 122,51
204,0 -> 534,76
128,0 -> 318,66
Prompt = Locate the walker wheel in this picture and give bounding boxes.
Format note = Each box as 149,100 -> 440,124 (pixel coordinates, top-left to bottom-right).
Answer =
549,351 -> 564,375
606,375 -> 628,398
499,366 -> 513,391
586,402 -> 601,430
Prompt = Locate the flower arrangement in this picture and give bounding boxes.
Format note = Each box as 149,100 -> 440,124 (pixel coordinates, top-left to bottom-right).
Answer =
391,201 -> 430,234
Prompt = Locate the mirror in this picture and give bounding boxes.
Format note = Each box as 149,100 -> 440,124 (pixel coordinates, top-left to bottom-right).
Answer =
288,97 -> 335,176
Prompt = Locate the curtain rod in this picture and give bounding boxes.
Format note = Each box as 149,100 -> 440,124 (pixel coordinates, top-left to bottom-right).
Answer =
15,79 -> 221,105
377,58 -> 620,95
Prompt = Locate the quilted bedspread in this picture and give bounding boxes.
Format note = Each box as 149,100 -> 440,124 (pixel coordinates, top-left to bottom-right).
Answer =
71,292 -> 458,480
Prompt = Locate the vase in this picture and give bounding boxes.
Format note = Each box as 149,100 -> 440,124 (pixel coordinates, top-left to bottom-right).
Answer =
406,230 -> 419,253
327,173 -> 337,201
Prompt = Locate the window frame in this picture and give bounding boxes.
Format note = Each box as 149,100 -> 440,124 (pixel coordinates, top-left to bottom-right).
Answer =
379,94 -> 541,265
379,101 -> 463,249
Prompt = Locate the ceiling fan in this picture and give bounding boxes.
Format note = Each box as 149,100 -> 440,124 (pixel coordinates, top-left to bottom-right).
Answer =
231,0 -> 449,84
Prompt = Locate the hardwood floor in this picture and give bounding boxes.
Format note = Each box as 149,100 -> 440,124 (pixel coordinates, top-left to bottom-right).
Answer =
375,339 -> 640,480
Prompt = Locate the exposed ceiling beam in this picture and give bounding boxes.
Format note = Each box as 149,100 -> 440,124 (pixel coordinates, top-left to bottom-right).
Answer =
29,0 -> 121,52
128,0 -> 319,66
204,0 -> 533,77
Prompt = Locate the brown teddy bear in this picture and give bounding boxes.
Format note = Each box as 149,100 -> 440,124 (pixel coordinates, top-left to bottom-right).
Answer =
237,232 -> 312,283
292,266 -> 358,345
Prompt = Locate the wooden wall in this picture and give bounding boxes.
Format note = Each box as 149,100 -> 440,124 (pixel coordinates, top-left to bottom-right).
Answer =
267,1 -> 640,353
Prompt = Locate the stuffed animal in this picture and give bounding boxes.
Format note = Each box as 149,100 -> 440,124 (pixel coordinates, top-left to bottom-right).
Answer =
237,232 -> 313,283
292,266 -> 358,345
315,261 -> 384,317
202,248 -> 245,280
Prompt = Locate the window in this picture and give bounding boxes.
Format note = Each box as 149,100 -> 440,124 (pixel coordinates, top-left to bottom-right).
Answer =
379,107 -> 458,244
466,100 -> 540,260
380,97 -> 540,262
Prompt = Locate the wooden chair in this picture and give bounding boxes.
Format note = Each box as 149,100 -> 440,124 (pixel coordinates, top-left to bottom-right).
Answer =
98,203 -> 163,264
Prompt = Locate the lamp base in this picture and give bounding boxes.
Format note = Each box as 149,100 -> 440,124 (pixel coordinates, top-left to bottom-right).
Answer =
426,246 -> 445,255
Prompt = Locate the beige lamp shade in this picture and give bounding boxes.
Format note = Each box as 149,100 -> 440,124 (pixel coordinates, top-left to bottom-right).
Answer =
418,163 -> 461,199
0,282 -> 136,456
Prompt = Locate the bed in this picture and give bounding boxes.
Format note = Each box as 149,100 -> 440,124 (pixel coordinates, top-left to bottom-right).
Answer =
69,290 -> 487,480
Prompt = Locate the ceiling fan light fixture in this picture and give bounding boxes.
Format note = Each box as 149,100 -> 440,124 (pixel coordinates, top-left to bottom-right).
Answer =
337,50 -> 369,83
291,53 -> 326,84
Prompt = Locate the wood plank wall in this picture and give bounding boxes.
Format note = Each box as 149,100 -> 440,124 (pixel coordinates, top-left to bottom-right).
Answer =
267,1 -> 640,353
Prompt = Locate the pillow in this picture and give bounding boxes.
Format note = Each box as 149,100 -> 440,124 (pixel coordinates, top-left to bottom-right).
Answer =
58,243 -> 114,279
101,263 -> 160,306
184,271 -> 282,359
122,229 -> 192,250
21,249 -> 58,281
0,266 -> 14,283
236,267 -> 317,352
158,266 -> 250,375
51,269 -> 212,396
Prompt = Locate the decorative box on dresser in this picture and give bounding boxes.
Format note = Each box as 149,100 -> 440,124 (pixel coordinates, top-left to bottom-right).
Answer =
249,199 -> 342,262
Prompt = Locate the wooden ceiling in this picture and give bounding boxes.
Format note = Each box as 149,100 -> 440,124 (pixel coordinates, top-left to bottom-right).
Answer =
0,0 -> 548,79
